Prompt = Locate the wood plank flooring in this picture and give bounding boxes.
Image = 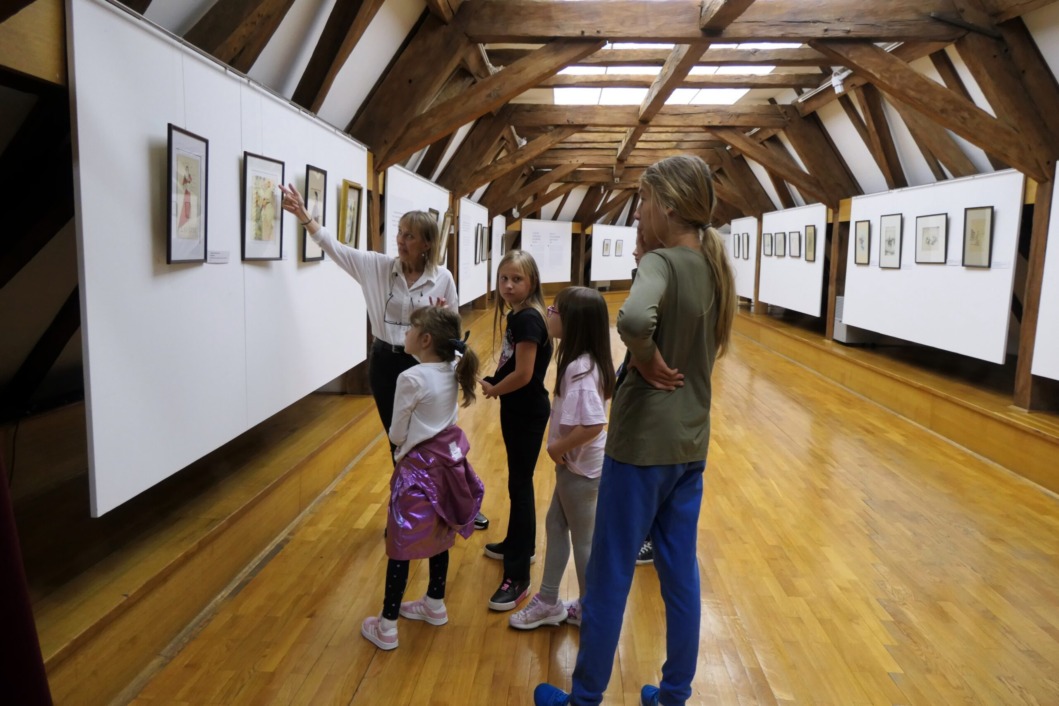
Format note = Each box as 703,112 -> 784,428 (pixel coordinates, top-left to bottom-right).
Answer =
129,293 -> 1059,706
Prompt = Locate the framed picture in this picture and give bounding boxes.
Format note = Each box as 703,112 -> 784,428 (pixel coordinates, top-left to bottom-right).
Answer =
775,232 -> 786,257
733,233 -> 740,259
805,225 -> 816,263
303,164 -> 326,262
742,232 -> 750,260
615,239 -> 624,257
879,213 -> 902,269
763,232 -> 773,256
854,219 -> 871,265
789,230 -> 802,258
167,124 -> 208,263
915,213 -> 948,264
963,206 -> 994,268
602,238 -> 611,257
439,210 -> 453,262
338,180 -> 363,247
428,208 -> 440,224
242,152 -> 284,261
474,223 -> 483,265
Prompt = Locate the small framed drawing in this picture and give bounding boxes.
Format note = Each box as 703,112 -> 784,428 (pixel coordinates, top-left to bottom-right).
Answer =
428,208 -> 440,224
242,152 -> 284,261
879,213 -> 902,269
763,232 -> 773,256
805,225 -> 816,263
733,233 -> 740,259
167,124 -> 208,263
742,232 -> 750,260
775,232 -> 786,257
439,210 -> 453,262
915,213 -> 948,264
963,206 -> 993,268
789,230 -> 802,258
473,223 -> 481,265
615,239 -> 624,257
303,164 -> 326,262
854,220 -> 871,265
338,179 -> 363,247
602,238 -> 612,257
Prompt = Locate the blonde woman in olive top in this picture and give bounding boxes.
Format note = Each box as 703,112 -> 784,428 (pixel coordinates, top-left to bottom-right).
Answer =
535,155 -> 736,706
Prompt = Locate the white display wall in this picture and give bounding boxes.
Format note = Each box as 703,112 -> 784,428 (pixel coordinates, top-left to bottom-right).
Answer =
758,204 -> 828,316
1032,177 -> 1059,381
458,198 -> 489,304
589,224 -> 637,281
68,0 -> 369,515
728,217 -> 758,302
385,166 -> 450,257
844,170 -> 1024,364
521,219 -> 573,284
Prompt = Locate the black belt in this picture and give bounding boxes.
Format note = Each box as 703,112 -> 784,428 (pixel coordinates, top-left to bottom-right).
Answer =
373,339 -> 406,354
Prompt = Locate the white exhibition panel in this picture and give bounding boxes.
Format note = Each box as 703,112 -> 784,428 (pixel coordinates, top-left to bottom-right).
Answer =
385,166 -> 449,257
728,216 -> 758,301
491,214 -> 506,291
758,204 -> 828,316
458,198 -> 489,304
844,170 -> 1024,364
589,224 -> 637,281
522,219 -> 573,284
1032,177 -> 1059,381
68,0 -> 368,515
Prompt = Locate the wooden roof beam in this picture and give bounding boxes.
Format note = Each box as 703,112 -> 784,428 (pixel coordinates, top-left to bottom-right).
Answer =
491,163 -> 582,215
423,0 -> 462,23
461,126 -> 583,196
889,96 -> 978,178
510,104 -> 787,129
699,0 -> 758,32
184,0 -> 296,73
714,128 -> 830,204
520,182 -> 579,220
540,72 -> 828,90
436,107 -> 512,192
850,85 -> 908,189
928,48 -> 1007,170
488,46 -> 833,68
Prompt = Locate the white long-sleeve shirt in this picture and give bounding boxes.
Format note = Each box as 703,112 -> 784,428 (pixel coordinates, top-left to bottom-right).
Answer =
310,227 -> 459,346
389,362 -> 460,463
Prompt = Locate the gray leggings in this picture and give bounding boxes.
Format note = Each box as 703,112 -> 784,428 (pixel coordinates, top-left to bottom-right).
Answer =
540,464 -> 600,603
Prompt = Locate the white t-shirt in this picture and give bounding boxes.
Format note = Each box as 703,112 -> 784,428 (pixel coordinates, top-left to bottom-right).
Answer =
389,361 -> 459,463
547,354 -> 608,478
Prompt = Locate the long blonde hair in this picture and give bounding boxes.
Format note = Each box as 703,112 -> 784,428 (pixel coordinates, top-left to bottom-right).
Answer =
491,249 -> 548,350
639,155 -> 736,357
400,211 -> 442,269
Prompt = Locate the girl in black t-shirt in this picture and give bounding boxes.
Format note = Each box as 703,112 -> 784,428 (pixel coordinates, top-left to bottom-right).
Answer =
479,250 -> 553,611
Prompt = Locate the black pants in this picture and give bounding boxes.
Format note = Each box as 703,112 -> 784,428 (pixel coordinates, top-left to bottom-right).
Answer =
368,339 -> 418,463
499,401 -> 549,581
382,551 -> 449,620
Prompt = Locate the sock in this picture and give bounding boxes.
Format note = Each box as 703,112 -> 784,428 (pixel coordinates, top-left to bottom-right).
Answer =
424,595 -> 445,611
379,616 -> 397,633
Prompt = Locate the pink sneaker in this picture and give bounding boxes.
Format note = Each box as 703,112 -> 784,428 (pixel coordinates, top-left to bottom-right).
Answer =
509,593 -> 567,630
564,599 -> 581,627
399,597 -> 448,626
361,616 -> 398,650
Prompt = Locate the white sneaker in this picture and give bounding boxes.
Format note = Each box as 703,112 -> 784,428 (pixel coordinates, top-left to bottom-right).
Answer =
399,597 -> 448,626
361,616 -> 398,650
508,593 -> 567,630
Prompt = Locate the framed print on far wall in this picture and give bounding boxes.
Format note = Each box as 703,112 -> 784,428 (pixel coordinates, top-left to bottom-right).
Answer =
742,232 -> 750,260
879,213 -> 902,269
615,239 -> 624,257
242,152 -> 284,261
733,233 -> 740,259
428,208 -> 440,224
303,164 -> 326,262
854,219 -> 871,265
775,232 -> 786,257
602,238 -> 611,257
805,225 -> 816,262
963,206 -> 994,268
789,230 -> 802,258
338,179 -> 363,247
915,213 -> 948,264
474,223 -> 482,265
167,124 -> 208,264
763,232 -> 773,256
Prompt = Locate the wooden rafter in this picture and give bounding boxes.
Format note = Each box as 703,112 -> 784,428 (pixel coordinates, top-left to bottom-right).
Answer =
482,166 -> 527,215
520,182 -> 578,220
540,72 -> 828,90
811,39 -> 1048,180
714,148 -> 776,215
589,189 -> 635,224
887,97 -> 977,178
760,141 -> 798,209
699,0 -> 758,31
714,128 -> 830,204
415,133 -> 456,180
292,0 -> 387,113
488,46 -> 833,68
459,1 -> 965,43
491,163 -> 582,215
928,48 -> 1007,170
184,0 -> 297,73
377,39 -> 603,170
1,0 -> 35,24
436,108 -> 512,192
850,84 -> 908,189
461,126 -> 582,195
510,104 -> 787,130
423,0 -> 462,23
532,149 -> 720,169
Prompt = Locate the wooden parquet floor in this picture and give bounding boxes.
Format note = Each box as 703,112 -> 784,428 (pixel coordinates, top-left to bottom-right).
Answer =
129,293 -> 1059,706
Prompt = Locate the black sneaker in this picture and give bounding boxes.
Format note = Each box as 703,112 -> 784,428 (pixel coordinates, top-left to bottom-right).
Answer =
636,540 -> 654,565
474,511 -> 489,530
484,542 -> 535,563
488,577 -> 530,611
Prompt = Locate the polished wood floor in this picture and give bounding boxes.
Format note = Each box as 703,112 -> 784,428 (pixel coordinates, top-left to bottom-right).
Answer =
130,294 -> 1059,706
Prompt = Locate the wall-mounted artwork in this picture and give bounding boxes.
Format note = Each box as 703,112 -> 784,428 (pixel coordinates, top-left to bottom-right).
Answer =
338,179 -> 362,247
303,164 -> 326,262
854,220 -> 871,265
963,206 -> 993,269
915,213 -> 948,264
742,232 -> 749,260
167,124 -> 208,264
474,223 -> 482,265
615,239 -> 623,257
805,225 -> 816,263
733,233 -> 740,259
879,213 -> 902,269
439,210 -> 453,262
789,230 -> 802,258
763,232 -> 773,256
602,238 -> 612,257
428,208 -> 440,224
775,231 -> 786,258
242,152 -> 284,261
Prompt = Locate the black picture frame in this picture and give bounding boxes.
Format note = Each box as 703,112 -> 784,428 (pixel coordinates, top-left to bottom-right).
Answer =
166,124 -> 208,264
742,232 -> 749,260
789,230 -> 802,258
303,164 -> 326,262
763,232 -> 773,256
805,225 -> 816,263
915,213 -> 948,264
242,151 -> 285,261
775,231 -> 786,257
879,213 -> 903,269
854,220 -> 871,265
963,206 -> 994,269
